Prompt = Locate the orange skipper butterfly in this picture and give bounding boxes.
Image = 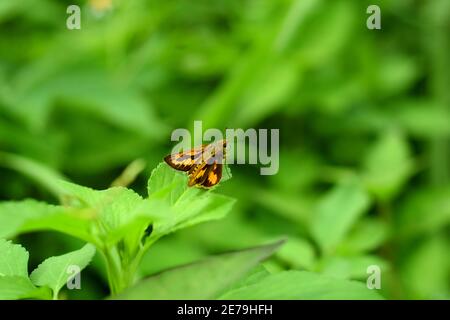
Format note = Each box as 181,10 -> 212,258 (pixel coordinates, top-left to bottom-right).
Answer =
164,139 -> 227,188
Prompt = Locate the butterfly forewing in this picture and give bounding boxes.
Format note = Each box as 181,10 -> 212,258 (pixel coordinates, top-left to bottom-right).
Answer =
164,146 -> 205,172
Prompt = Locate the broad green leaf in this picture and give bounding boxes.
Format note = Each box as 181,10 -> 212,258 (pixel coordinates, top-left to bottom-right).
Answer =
234,59 -> 300,127
19,211 -> 95,244
253,188 -> 312,225
262,260 -> 285,274
59,181 -> 144,229
319,255 -> 390,280
169,193 -> 235,233
310,180 -> 370,254
392,100 -> 450,138
138,237 -> 207,277
191,47 -> 269,129
146,163 -> 235,243
103,198 -> 171,255
147,162 -> 232,201
219,271 -> 384,300
276,237 -> 316,270
338,218 -> 390,254
59,181 -> 163,249
30,244 -> 96,299
0,239 -> 29,277
274,0 -> 321,52
63,128 -> 152,174
182,212 -> 275,252
0,200 -> 60,239
0,200 -> 94,242
270,151 -> 321,192
113,240 -> 284,300
376,55 -> 420,96
13,69 -> 168,138
147,162 -> 200,204
400,234 -> 449,299
58,180 -> 171,257
294,0 -> 356,68
0,116 -> 62,169
0,276 -> 51,300
362,130 -> 413,201
0,239 -> 52,300
224,265 -> 272,293
396,186 -> 450,237
0,151 -> 67,198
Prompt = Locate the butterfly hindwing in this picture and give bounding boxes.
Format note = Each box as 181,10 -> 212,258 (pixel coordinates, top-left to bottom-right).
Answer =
188,163 -> 210,187
200,162 -> 222,188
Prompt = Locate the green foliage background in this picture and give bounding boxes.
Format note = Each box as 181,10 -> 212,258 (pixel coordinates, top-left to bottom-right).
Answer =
0,0 -> 449,299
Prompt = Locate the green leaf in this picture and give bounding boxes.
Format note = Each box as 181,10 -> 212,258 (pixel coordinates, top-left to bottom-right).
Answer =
0,239 -> 52,300
60,181 -> 161,229
319,255 -> 390,280
0,276 -> 51,300
376,55 -> 420,96
0,239 -> 29,277
180,212 -> 273,252
59,181 -> 163,250
113,240 -> 284,300
392,100 -> 450,138
224,265 -> 272,293
253,188 -> 312,225
13,69 -> 168,138
0,151 -> 67,198
362,130 -> 414,201
219,271 -> 384,300
235,59 -> 300,127
310,180 -> 370,254
60,181 -> 143,229
294,1 -> 356,68
0,200 -> 94,242
276,237 -> 316,270
400,234 -> 449,299
146,163 -> 236,243
138,237 -> 207,277
396,186 -> 450,237
338,218 -> 390,254
274,0 -> 321,52
147,162 -> 200,204
30,244 -> 96,299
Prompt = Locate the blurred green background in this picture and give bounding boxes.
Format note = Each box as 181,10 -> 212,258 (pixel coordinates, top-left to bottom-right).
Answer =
0,0 -> 449,299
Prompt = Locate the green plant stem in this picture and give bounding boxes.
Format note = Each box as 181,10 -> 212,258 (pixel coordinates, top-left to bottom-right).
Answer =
103,247 -> 124,295
425,2 -> 450,185
378,201 -> 404,299
102,245 -> 145,295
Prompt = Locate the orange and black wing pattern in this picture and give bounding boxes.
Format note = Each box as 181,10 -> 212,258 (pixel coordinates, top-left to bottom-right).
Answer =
164,140 -> 226,188
200,162 -> 222,188
187,163 -> 210,187
164,146 -> 204,172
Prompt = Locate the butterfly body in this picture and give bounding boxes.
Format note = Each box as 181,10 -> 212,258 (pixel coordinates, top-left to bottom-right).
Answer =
164,140 -> 226,188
